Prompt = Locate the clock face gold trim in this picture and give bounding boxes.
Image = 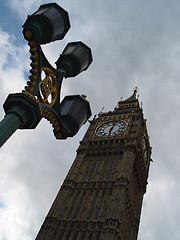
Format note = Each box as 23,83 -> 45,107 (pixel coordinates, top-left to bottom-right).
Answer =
96,120 -> 127,138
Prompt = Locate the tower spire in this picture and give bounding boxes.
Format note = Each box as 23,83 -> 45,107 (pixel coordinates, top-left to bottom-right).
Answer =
115,87 -> 139,111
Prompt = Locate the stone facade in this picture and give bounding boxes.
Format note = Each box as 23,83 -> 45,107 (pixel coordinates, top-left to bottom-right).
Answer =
36,90 -> 151,240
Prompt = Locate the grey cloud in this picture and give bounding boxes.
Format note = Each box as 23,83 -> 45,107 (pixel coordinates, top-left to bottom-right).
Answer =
1,0 -> 180,239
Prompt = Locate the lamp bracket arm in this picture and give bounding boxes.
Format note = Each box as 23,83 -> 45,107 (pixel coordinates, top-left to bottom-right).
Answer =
23,39 -> 66,113
40,102 -> 67,139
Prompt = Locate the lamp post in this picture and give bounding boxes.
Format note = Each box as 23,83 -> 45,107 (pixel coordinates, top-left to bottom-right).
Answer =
0,3 -> 93,148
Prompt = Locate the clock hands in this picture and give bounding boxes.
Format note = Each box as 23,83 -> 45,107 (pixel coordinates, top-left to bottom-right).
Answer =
96,121 -> 127,137
108,123 -> 116,136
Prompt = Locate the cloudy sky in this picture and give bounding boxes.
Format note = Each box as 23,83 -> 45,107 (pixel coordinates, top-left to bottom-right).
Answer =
0,0 -> 180,239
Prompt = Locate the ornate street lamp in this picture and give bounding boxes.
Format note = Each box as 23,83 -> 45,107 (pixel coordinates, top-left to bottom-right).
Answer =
23,3 -> 70,44
0,3 -> 93,148
56,41 -> 93,77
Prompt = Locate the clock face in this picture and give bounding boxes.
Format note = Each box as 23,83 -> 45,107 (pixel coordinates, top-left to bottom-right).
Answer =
96,121 -> 127,137
142,136 -> 149,165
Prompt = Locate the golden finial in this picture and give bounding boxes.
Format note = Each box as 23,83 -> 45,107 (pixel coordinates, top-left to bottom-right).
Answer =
99,107 -> 104,114
134,86 -> 138,93
81,94 -> 87,99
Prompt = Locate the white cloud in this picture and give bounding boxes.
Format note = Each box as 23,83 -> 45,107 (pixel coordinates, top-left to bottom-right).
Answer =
0,28 -> 29,108
5,0 -> 43,21
0,27 -> 41,239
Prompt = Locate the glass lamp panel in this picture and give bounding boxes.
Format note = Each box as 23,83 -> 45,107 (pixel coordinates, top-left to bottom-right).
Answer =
41,7 -> 65,39
73,47 -> 90,71
68,101 -> 88,128
60,99 -> 74,115
63,46 -> 76,55
60,96 -> 91,128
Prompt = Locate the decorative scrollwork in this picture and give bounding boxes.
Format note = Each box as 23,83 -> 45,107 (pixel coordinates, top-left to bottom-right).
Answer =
22,39 -> 62,138
39,67 -> 57,107
23,40 -> 38,94
41,108 -> 62,139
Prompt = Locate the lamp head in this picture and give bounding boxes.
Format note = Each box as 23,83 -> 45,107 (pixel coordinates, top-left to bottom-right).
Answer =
59,95 -> 92,137
56,41 -> 93,78
22,3 -> 70,44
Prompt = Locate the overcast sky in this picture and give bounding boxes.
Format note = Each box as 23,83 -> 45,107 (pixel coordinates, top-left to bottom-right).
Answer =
0,0 -> 180,239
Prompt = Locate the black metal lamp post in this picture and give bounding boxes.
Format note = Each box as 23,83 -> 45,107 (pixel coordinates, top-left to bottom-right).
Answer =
23,3 -> 70,44
0,3 -> 93,148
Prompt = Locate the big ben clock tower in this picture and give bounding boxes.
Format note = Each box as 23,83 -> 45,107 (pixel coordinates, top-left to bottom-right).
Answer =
36,89 -> 152,240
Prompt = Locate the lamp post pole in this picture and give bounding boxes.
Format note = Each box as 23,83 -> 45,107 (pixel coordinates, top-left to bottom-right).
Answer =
0,113 -> 23,148
0,3 -> 93,148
